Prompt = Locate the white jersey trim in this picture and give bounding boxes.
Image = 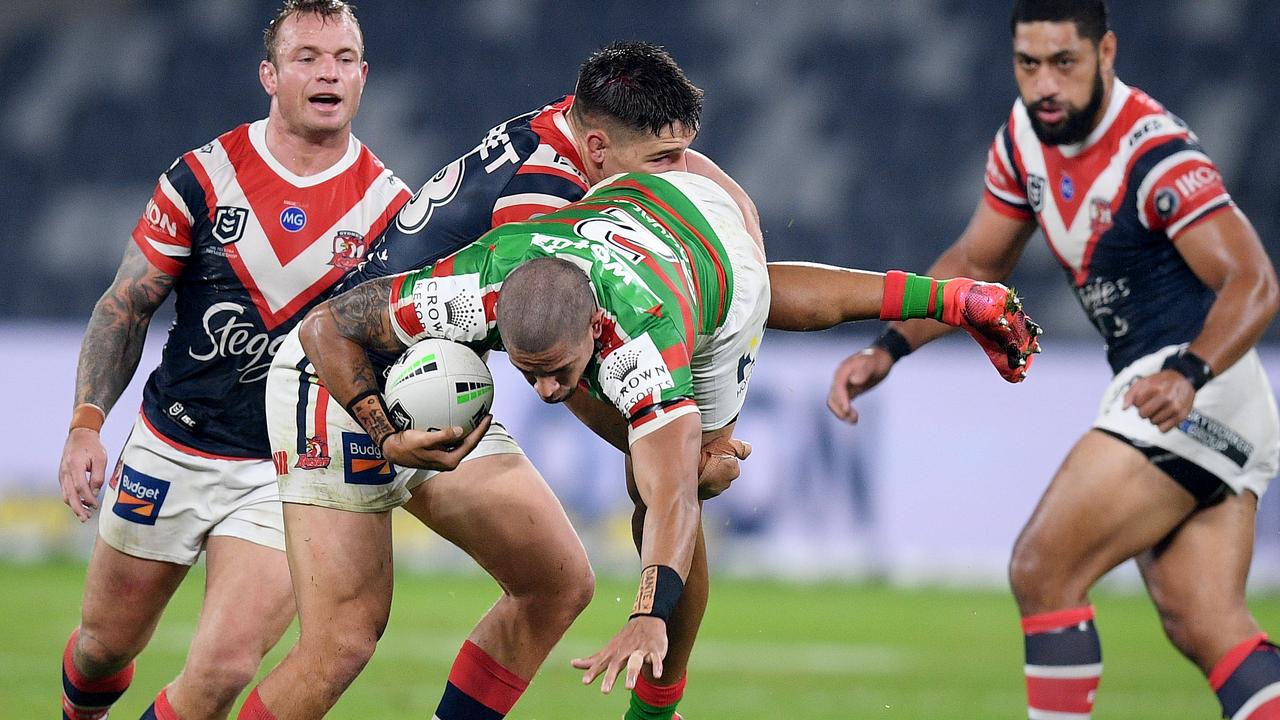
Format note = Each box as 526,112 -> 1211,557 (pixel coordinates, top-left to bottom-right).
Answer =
246,118 -> 362,188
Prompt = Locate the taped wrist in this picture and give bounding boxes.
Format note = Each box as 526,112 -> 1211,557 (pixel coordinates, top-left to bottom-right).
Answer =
880,270 -> 949,322
346,390 -> 399,451
872,327 -> 913,362
1162,350 -> 1214,391
630,565 -> 684,623
69,403 -> 106,433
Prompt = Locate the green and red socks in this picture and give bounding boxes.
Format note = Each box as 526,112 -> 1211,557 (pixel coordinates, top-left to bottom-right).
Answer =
880,270 -> 971,326
1211,633 -> 1280,719
626,674 -> 686,720
1022,606 -> 1102,719
433,640 -> 529,719
62,629 -> 135,720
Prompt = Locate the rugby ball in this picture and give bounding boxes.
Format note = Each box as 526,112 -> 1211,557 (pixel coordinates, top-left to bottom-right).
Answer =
383,339 -> 494,434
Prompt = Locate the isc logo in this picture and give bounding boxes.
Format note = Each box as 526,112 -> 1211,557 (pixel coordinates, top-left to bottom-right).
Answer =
280,206 -> 307,232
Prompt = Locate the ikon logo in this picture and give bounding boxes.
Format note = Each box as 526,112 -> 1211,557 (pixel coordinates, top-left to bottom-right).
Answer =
280,207 -> 307,232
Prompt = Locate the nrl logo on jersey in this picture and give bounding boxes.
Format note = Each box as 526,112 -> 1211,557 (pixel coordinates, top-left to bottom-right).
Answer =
328,230 -> 368,270
1027,175 -> 1047,213
213,206 -> 248,244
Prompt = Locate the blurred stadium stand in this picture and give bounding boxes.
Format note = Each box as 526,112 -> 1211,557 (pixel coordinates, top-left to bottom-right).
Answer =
1,0 -> 1276,329
2,0 -> 1279,584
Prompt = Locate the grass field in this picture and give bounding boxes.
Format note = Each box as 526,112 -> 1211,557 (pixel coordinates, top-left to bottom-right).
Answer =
3,560 -> 1275,719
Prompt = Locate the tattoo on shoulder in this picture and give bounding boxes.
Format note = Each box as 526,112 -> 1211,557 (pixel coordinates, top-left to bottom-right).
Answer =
330,277 -> 404,352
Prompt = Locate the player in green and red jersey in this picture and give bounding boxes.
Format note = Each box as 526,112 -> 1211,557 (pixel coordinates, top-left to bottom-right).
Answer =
253,168 -> 1040,720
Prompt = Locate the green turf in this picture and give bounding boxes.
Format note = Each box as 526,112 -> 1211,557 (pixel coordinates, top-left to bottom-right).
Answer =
4,559 -> 1276,718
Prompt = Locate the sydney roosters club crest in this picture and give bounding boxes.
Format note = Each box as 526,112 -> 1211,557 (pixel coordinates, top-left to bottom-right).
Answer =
295,435 -> 332,470
1089,197 -> 1114,236
328,230 -> 369,270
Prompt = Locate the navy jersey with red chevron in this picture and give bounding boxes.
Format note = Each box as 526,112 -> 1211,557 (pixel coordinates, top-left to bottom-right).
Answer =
984,80 -> 1232,372
131,119 -> 410,457
335,96 -> 590,292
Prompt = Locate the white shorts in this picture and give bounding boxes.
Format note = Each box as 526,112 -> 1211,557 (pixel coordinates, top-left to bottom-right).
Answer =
1094,344 -> 1280,497
98,415 -> 283,565
266,330 -> 523,513
659,171 -> 771,433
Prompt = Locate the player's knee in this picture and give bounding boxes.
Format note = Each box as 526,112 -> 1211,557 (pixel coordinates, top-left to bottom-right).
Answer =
298,618 -> 386,690
181,647 -> 265,702
73,629 -> 139,678
512,559 -> 594,629
1008,540 -> 1070,613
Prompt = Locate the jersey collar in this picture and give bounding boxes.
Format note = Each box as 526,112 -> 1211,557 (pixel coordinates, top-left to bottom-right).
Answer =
248,118 -> 363,187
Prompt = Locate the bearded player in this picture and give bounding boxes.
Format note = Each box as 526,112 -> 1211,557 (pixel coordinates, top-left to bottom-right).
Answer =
829,2 -> 1280,718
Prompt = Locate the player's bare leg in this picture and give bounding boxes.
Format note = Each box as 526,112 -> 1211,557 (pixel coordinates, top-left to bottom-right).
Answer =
63,539 -> 189,719
245,503 -> 394,719
402,452 -> 594,718
161,536 -> 294,719
1137,490 -> 1280,717
1009,430 -> 1198,717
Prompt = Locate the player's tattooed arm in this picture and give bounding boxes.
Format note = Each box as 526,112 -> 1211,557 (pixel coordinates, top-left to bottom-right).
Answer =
75,242 -> 176,413
298,276 -> 406,420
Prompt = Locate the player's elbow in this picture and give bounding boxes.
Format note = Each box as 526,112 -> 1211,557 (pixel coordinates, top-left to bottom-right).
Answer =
1242,261 -> 1280,324
298,304 -> 335,359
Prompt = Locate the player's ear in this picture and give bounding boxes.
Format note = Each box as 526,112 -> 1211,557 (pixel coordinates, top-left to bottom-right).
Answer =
589,308 -> 605,340
1098,31 -> 1117,75
585,129 -> 610,164
260,59 -> 278,96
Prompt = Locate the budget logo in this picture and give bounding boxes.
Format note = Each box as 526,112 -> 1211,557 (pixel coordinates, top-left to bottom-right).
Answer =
343,432 -> 396,485
280,206 -> 307,232
112,465 -> 170,526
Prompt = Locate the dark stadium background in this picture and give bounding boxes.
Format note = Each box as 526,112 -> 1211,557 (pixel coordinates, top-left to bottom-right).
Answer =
2,3 -> 1280,717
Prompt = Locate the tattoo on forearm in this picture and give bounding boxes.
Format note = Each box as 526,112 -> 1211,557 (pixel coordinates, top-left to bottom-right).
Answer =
75,244 -> 174,413
329,277 -> 404,353
349,394 -> 397,449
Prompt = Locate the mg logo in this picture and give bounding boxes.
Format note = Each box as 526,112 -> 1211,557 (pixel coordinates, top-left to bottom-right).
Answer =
280,206 -> 307,232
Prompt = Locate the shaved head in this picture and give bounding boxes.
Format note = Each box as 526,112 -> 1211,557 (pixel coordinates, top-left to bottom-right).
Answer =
497,258 -> 598,354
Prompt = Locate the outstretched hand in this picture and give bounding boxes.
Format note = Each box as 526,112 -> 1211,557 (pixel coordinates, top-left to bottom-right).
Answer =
571,616 -> 668,694
950,280 -> 1043,383
827,346 -> 896,424
380,415 -> 492,470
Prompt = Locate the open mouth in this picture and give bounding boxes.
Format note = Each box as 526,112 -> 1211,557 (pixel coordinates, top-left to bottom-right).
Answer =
309,93 -> 342,109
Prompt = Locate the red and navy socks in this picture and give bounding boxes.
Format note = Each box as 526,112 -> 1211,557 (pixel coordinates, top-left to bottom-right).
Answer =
1022,606 -> 1102,718
61,629 -> 135,720
433,640 -> 529,719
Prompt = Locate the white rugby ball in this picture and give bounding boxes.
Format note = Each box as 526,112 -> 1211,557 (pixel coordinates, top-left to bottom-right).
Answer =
384,339 -> 494,434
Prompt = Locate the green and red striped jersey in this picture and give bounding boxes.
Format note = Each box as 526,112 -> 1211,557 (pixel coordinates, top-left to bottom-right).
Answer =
387,172 -> 736,440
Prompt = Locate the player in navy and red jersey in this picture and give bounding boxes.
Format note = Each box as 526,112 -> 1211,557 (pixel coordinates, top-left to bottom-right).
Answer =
829,2 -> 1280,718
54,3 -> 411,719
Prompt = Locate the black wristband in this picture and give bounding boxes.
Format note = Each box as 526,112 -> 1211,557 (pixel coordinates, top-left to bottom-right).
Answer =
872,327 -> 913,362
629,564 -> 685,623
1162,350 -> 1214,391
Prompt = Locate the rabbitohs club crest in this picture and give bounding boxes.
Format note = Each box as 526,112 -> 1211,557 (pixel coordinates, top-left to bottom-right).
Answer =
328,230 -> 368,270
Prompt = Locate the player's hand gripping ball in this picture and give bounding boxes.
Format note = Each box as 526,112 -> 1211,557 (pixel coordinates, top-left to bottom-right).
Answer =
384,339 -> 494,433
947,280 -> 1044,383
